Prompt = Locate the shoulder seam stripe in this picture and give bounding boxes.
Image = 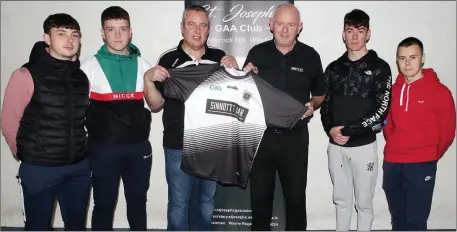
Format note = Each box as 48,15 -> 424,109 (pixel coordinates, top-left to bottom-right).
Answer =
156,47 -> 178,65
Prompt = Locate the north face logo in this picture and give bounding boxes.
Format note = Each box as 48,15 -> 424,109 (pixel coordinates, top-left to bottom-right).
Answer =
366,162 -> 375,171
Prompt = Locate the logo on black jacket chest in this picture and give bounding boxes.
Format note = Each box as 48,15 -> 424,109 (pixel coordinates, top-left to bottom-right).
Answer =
291,67 -> 304,73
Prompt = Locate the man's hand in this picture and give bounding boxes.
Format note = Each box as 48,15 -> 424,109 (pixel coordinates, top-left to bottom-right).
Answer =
301,101 -> 314,119
143,65 -> 166,112
330,126 -> 350,145
144,65 -> 170,82
220,55 -> 239,69
243,62 -> 258,74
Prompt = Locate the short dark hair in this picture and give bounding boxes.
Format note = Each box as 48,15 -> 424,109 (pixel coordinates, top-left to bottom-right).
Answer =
184,4 -> 207,13
43,13 -> 80,34
101,6 -> 130,27
181,4 -> 209,25
397,37 -> 424,54
344,9 -> 370,29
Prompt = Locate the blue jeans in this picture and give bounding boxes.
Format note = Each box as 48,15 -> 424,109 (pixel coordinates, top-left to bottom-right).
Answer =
164,148 -> 217,231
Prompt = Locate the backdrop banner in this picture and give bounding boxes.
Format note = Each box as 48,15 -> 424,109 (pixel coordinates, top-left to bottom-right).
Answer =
184,0 -> 293,58
184,1 -> 293,230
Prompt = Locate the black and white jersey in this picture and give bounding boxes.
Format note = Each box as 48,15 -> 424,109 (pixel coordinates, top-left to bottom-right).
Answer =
154,40 -> 226,149
162,64 -> 307,187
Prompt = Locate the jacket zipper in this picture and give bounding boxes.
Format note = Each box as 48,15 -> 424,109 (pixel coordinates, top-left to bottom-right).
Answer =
66,69 -> 74,164
346,65 -> 353,94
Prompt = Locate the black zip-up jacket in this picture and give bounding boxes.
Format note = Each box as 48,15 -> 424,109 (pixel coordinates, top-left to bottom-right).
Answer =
320,50 -> 392,147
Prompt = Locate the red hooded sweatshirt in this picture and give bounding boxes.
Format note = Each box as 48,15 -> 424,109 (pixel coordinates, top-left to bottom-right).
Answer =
383,68 -> 456,163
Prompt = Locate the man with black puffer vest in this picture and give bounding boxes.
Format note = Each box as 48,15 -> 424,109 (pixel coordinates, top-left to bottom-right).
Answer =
1,13 -> 91,231
383,37 -> 456,231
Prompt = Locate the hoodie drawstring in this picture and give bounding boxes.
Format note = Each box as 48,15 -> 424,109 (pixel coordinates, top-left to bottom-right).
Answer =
399,83 -> 411,112
400,84 -> 405,106
406,85 -> 410,111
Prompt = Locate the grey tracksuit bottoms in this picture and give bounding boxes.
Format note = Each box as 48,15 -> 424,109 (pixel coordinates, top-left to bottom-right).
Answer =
327,141 -> 378,231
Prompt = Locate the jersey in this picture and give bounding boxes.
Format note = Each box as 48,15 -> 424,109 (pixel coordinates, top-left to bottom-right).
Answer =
162,63 -> 307,187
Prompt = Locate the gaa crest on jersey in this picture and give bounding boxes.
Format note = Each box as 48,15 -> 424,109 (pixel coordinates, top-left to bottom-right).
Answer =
242,90 -> 252,102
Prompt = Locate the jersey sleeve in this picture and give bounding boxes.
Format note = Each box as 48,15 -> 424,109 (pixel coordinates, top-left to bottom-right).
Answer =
162,64 -> 220,102
253,74 -> 307,129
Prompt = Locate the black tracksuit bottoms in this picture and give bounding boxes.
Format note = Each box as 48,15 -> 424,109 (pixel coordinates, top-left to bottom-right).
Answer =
87,139 -> 153,231
382,160 -> 437,231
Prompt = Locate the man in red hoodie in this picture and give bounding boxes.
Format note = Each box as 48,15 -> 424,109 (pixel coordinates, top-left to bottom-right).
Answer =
383,37 -> 456,231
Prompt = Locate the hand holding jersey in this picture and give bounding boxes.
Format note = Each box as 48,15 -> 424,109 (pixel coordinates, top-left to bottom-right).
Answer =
220,55 -> 239,69
145,55 -> 237,82
144,65 -> 170,82
302,101 -> 315,119
244,61 -> 315,120
160,63 -> 307,187
242,62 -> 258,74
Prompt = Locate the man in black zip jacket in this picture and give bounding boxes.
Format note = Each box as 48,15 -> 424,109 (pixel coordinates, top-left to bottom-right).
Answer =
1,14 -> 90,231
320,9 -> 392,231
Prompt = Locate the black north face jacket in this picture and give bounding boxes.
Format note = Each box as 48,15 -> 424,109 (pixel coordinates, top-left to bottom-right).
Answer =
320,50 -> 392,147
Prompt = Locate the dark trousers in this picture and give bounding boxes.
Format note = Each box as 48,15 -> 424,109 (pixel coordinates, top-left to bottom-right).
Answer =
382,160 -> 437,231
250,127 -> 309,231
88,139 -> 153,231
18,158 -> 91,231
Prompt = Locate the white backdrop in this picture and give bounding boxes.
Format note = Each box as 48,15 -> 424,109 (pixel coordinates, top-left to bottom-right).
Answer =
1,1 -> 455,230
